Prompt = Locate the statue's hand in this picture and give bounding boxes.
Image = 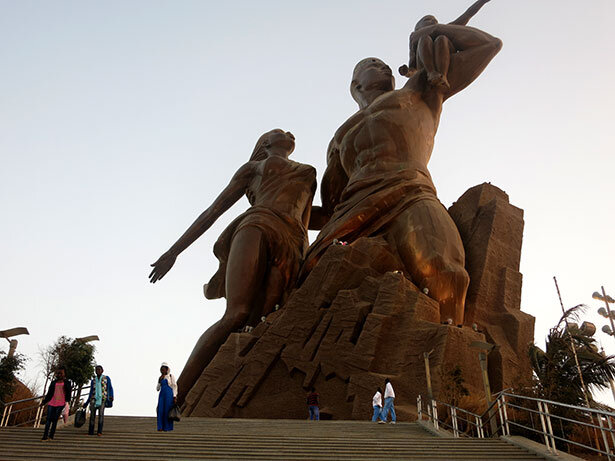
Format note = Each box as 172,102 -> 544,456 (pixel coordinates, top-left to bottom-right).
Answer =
149,251 -> 177,283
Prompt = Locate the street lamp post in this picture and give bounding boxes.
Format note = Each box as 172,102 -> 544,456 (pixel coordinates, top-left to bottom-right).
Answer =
423,349 -> 434,420
0,327 -> 30,357
594,287 -> 615,403
595,287 -> 615,335
470,340 -> 497,434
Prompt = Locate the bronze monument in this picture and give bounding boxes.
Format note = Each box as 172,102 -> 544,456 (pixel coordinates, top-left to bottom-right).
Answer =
150,129 -> 316,403
151,3 -> 535,419
304,19 -> 502,326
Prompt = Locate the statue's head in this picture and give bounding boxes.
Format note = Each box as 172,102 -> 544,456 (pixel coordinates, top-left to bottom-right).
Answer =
351,58 -> 395,109
415,15 -> 438,31
250,129 -> 296,162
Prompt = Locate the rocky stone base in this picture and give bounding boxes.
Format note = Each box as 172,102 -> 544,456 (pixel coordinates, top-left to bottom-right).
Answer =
182,183 -> 535,419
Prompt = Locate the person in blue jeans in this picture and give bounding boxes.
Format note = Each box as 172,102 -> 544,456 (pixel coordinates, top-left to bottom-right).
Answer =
306,387 -> 320,420
371,387 -> 383,422
41,367 -> 72,440
83,365 -> 114,436
381,378 -> 396,424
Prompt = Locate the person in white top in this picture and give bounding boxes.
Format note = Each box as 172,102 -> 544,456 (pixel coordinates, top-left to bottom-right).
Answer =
381,378 -> 396,423
371,387 -> 383,422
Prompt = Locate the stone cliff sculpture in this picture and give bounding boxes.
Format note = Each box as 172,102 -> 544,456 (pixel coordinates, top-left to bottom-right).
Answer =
304,20 -> 502,326
149,129 -> 316,403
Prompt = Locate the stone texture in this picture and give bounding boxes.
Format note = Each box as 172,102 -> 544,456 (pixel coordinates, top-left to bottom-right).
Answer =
448,182 -> 535,392
183,184 -> 535,419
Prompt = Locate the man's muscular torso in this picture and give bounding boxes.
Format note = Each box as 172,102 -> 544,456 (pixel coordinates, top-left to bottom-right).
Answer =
332,85 -> 443,182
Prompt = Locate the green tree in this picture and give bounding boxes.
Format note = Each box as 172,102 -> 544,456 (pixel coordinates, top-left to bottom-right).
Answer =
0,351 -> 26,403
528,304 -> 615,406
42,336 -> 96,388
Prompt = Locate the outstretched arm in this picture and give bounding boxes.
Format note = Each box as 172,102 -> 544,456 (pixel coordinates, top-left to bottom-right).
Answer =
309,140 -> 348,230
149,162 -> 256,283
450,0 -> 491,26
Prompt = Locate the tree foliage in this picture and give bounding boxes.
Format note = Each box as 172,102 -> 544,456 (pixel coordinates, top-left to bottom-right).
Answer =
529,304 -> 615,407
441,365 -> 470,407
41,336 -> 96,388
0,351 -> 26,403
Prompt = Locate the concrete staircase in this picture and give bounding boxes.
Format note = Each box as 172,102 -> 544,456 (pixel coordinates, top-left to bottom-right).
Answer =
0,416 -> 545,460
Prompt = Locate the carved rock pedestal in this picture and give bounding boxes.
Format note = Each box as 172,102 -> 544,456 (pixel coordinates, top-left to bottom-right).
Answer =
449,183 -> 535,392
183,183 -> 534,419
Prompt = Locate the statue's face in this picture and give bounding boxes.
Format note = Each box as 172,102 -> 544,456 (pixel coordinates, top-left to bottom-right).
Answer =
265,129 -> 295,157
351,58 -> 394,107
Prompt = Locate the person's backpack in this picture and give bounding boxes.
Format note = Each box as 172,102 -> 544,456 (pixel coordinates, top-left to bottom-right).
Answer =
74,408 -> 86,428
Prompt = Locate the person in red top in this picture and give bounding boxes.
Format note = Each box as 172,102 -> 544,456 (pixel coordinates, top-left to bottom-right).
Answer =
306,387 -> 320,421
40,366 -> 72,441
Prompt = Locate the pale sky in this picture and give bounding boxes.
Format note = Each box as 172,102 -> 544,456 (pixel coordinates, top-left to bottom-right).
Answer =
1,0 -> 614,416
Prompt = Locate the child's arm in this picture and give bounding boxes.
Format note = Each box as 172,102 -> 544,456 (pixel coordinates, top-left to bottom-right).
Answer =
450,0 -> 491,26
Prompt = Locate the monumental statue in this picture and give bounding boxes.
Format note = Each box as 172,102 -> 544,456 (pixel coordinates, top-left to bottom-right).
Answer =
150,2 -> 535,418
149,129 -> 316,403
303,14 -> 502,327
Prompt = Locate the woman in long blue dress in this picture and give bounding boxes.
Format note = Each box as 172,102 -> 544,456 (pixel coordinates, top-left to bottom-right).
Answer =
156,362 -> 177,432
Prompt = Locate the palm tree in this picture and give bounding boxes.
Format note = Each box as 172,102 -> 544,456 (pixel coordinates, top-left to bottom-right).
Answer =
529,304 -> 615,407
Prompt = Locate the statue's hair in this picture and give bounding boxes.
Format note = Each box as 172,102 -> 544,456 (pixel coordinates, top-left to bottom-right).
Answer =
249,130 -> 277,162
246,129 -> 281,205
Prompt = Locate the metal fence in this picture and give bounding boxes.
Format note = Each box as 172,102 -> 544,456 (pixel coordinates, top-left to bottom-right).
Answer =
1,385 -> 90,428
418,391 -> 615,459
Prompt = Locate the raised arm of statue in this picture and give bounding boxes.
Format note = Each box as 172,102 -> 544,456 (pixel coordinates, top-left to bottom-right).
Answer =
439,24 -> 501,100
148,162 -> 255,283
450,0 -> 491,26
405,23 -> 501,100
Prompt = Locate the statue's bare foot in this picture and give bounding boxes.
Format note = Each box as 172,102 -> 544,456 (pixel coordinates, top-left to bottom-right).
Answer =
427,71 -> 450,90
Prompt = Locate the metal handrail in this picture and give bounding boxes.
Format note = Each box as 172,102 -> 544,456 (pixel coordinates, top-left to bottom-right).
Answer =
1,386 -> 90,428
418,391 -> 615,459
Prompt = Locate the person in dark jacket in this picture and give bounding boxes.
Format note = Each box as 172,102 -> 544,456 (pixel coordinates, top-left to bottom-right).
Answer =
40,367 -> 72,441
83,365 -> 114,436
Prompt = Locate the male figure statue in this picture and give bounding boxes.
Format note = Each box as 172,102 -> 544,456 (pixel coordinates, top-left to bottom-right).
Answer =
305,21 -> 502,325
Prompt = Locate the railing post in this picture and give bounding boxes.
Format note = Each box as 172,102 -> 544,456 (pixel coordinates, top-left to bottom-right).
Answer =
432,399 -> 439,430
1,404 -> 11,427
537,401 -> 554,453
34,400 -> 43,428
597,414 -> 613,460
417,395 -> 422,421
496,397 -> 505,436
606,415 -> 615,457
543,402 -> 557,455
500,394 -> 510,436
475,415 -> 484,438
451,407 -> 459,437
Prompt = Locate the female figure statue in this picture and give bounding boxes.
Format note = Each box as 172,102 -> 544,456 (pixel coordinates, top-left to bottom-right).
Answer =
149,129 -> 317,403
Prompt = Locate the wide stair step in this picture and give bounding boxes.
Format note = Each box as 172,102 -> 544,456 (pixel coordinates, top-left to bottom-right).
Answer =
0,416 -> 545,460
